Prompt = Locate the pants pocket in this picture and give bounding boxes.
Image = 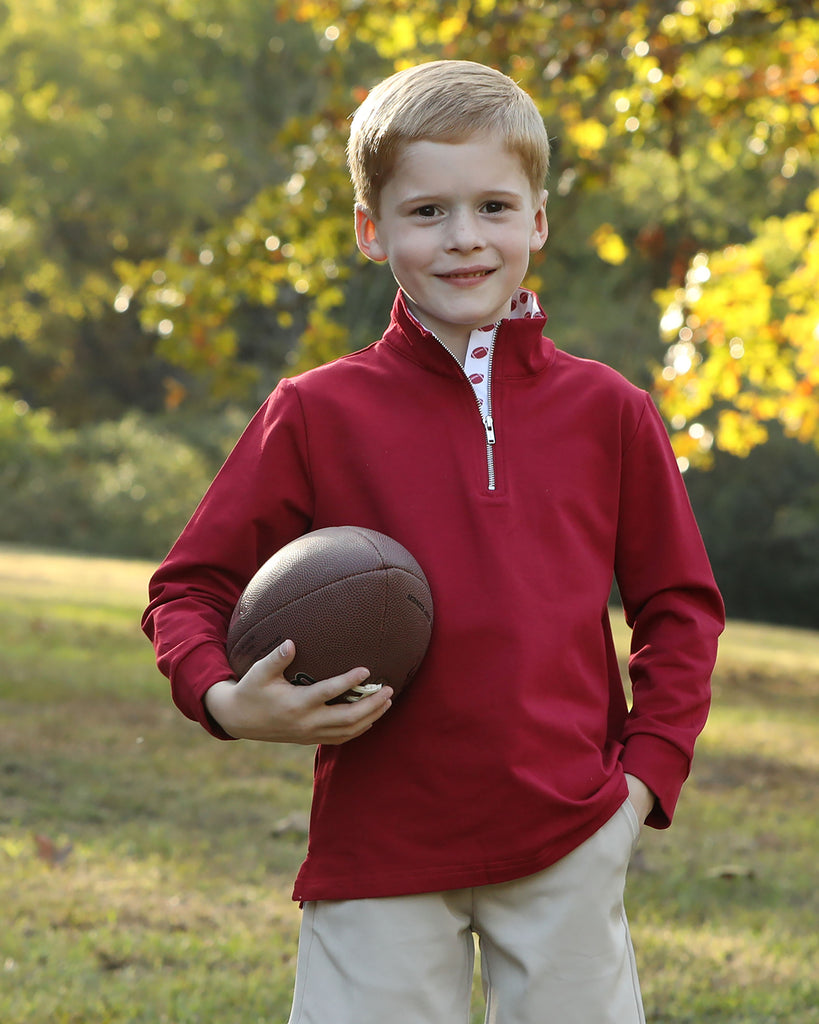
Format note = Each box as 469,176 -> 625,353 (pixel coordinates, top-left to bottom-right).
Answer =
622,797 -> 642,848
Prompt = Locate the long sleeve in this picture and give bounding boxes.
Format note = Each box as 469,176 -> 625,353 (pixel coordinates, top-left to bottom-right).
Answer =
141,381 -> 314,736
615,395 -> 724,826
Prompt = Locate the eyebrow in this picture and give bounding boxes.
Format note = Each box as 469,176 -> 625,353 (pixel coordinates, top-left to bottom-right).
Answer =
399,188 -> 525,207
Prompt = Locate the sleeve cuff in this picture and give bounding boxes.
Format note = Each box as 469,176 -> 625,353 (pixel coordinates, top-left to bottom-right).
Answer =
620,732 -> 693,829
170,642 -> 238,741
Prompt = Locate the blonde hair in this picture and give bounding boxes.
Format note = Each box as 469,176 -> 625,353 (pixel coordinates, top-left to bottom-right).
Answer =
348,60 -> 550,215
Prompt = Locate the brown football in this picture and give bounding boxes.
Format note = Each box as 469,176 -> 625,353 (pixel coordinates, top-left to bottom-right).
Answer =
225,526 -> 433,702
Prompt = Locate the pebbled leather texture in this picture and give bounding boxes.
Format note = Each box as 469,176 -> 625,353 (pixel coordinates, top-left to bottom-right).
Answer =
226,526 -> 433,699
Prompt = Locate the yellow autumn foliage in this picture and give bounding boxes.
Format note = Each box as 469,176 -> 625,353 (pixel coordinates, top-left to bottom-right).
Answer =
590,224 -> 629,266
656,190 -> 819,460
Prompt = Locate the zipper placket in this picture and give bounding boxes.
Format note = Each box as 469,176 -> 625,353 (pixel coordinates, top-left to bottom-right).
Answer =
432,323 -> 500,492
479,323 -> 499,491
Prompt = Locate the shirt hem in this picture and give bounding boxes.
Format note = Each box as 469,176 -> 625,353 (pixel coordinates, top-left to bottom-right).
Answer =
291,796 -> 624,903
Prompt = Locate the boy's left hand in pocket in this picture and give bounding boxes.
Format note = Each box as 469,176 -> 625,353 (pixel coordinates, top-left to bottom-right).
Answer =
624,773 -> 655,824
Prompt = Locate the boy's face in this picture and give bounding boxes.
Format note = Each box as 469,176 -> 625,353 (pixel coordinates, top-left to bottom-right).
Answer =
355,134 -> 549,361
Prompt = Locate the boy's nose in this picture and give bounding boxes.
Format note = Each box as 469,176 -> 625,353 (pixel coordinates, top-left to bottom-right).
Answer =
445,211 -> 485,251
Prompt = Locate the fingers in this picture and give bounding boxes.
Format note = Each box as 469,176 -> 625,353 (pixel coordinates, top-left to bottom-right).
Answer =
311,684 -> 394,745
269,686 -> 392,747
290,667 -> 394,745
310,665 -> 374,705
261,642 -> 378,708
254,641 -> 367,703
256,637 -> 297,676
232,641 -> 394,745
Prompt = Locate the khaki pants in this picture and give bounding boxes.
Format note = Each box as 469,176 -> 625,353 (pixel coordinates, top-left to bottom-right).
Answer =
288,800 -> 646,1024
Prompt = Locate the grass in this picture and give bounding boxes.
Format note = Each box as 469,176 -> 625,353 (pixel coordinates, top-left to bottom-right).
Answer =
1,543 -> 818,1022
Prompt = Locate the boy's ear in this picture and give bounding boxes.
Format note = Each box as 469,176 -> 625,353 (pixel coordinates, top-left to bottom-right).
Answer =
529,189 -> 549,253
355,205 -> 388,263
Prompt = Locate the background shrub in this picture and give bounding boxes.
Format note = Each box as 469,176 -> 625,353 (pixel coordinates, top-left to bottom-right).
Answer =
0,396 -> 229,560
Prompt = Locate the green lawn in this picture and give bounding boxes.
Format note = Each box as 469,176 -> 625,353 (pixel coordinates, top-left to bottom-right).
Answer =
1,545 -> 817,1023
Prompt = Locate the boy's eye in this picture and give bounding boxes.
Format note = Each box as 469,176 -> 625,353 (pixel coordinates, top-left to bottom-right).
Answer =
483,200 -> 508,214
413,205 -> 439,218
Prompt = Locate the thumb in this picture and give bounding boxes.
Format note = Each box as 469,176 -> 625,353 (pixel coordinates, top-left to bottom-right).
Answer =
256,638 -> 297,678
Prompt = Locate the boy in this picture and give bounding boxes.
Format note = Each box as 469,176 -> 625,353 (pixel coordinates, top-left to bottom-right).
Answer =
143,61 -> 724,1023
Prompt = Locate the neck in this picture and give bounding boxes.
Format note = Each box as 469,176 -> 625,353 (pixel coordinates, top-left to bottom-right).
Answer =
435,332 -> 469,365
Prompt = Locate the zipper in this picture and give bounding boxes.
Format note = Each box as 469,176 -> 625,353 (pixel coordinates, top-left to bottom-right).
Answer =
432,323 -> 500,492
483,411 -> 497,491
482,325 -> 499,491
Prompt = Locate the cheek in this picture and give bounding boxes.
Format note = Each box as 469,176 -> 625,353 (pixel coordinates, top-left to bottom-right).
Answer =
388,239 -> 429,273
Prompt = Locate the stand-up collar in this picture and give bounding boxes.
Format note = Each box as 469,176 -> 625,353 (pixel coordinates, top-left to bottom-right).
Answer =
382,289 -> 556,379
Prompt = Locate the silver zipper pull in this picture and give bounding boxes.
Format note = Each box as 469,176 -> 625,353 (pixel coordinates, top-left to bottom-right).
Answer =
484,415 -> 496,445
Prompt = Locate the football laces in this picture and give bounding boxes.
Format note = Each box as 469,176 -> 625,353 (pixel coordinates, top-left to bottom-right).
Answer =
343,681 -> 384,702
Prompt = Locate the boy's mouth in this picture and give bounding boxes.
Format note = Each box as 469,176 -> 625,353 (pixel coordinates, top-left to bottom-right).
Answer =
437,267 -> 495,280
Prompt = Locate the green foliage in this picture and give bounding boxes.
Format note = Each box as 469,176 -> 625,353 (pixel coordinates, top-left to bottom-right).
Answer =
0,0 -> 361,419
0,389 -> 78,541
686,426 -> 819,628
0,393 -> 223,558
4,0 -> 817,425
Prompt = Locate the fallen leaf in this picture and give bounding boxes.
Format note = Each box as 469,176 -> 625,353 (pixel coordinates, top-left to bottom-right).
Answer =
706,864 -> 756,880
33,833 -> 73,868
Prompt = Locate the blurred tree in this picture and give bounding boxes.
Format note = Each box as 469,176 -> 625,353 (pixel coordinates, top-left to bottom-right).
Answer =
656,189 -> 819,465
0,0 -> 376,420
685,423 -> 819,627
2,0 -> 817,447
122,0 -> 819,431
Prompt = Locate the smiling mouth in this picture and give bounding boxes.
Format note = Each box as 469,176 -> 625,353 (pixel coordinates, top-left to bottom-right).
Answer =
438,268 -> 495,280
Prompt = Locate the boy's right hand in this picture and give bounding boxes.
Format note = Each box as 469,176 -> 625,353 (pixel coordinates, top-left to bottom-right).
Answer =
203,639 -> 393,745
